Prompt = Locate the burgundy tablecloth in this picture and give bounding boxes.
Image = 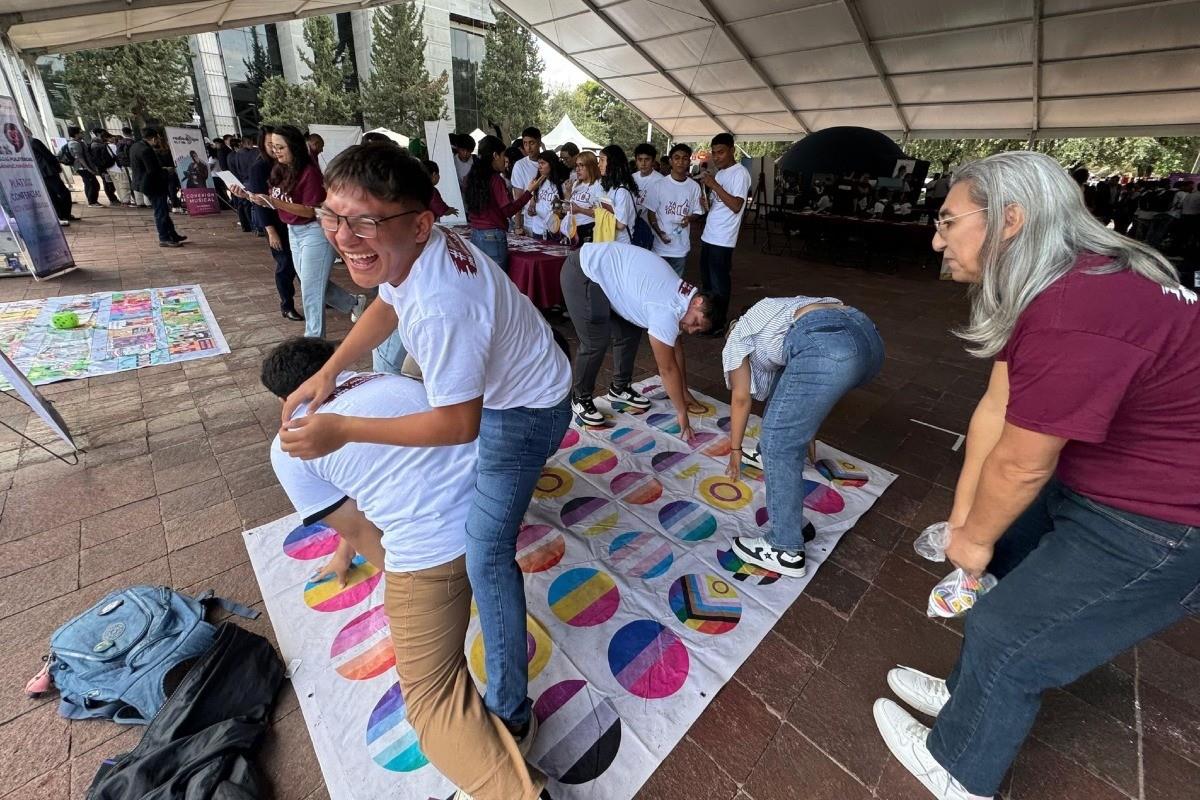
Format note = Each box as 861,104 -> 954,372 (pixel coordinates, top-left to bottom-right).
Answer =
506,236 -> 570,309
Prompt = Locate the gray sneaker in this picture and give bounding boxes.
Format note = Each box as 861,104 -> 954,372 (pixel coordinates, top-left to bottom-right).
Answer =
350,294 -> 368,322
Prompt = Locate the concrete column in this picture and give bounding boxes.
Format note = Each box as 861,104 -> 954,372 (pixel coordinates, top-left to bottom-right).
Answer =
188,33 -> 238,137
277,19 -> 312,84
421,0 -> 454,124
351,9 -> 374,88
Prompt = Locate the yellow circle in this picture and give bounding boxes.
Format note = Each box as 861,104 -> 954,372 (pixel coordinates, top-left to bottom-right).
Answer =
699,475 -> 753,511
535,467 -> 574,499
468,613 -> 552,684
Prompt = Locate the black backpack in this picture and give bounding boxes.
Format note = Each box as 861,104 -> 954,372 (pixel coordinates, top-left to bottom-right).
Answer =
115,140 -> 132,169
89,140 -> 116,171
57,143 -> 75,166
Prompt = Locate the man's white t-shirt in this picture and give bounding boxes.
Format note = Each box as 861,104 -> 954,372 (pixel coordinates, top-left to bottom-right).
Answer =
701,163 -> 752,248
648,176 -> 703,258
377,225 -> 571,410
580,242 -> 695,346
571,179 -> 599,227
271,373 -> 475,573
633,171 -> 665,220
597,186 -> 637,244
454,155 -> 473,188
511,156 -> 540,229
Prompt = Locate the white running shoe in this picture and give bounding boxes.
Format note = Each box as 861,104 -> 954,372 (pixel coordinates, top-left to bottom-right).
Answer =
873,699 -> 980,800
732,536 -> 805,577
888,666 -> 951,717
571,396 -> 605,426
350,294 -> 368,323
741,446 -> 763,470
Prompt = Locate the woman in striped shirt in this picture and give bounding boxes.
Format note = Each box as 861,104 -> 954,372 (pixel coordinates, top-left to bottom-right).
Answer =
723,297 -> 884,577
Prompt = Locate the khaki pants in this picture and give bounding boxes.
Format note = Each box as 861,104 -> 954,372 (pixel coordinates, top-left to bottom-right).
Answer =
385,558 -> 545,800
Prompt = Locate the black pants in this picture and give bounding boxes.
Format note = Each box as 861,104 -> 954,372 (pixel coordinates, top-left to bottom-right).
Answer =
45,176 -> 73,220
270,225 -> 297,311
236,197 -> 255,232
699,241 -> 734,322
151,193 -> 180,242
101,176 -> 120,205
80,171 -> 100,205
560,250 -> 643,399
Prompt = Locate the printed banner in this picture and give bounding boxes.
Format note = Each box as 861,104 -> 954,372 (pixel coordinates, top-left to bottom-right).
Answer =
244,378 -> 897,800
0,285 -> 229,386
181,187 -> 220,216
0,96 -> 74,279
165,126 -> 214,191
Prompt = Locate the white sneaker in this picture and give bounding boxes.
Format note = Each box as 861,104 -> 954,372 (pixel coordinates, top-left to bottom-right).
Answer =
741,446 -> 763,470
350,294 -> 368,322
888,666 -> 951,717
571,396 -> 605,426
873,699 -> 979,800
732,536 -> 805,577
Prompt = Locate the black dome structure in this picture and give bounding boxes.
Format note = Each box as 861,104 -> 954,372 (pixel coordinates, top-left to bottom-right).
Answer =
778,127 -> 907,178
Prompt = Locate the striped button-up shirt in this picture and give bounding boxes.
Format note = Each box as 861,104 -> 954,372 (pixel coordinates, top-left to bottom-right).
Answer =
722,296 -> 842,400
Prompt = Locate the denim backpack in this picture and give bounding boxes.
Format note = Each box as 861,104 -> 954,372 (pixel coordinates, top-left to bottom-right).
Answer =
29,585 -> 258,724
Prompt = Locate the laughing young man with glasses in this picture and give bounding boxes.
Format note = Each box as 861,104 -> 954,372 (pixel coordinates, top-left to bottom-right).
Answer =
278,146 -> 572,785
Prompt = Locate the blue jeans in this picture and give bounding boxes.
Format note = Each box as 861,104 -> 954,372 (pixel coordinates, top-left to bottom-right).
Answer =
372,328 -> 407,375
471,227 -> 509,272
150,193 -> 179,243
290,222 -> 355,338
466,396 -> 572,728
662,254 -> 687,277
929,480 -> 1200,796
760,307 -> 883,552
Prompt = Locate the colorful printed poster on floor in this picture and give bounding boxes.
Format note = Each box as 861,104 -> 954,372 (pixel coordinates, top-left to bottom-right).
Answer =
0,96 -> 74,280
243,379 -> 897,800
0,285 -> 229,387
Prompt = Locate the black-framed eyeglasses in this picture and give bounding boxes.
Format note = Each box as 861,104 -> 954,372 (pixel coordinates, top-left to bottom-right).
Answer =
315,207 -> 420,238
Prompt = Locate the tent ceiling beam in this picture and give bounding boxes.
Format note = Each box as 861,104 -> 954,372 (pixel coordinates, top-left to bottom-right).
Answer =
1031,0 -> 1043,139
842,0 -> 908,135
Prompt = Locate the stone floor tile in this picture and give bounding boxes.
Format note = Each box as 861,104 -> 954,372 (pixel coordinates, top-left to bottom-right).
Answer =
67,725 -> 140,800
1062,663 -> 1136,729
637,735 -> 740,800
215,441 -> 271,475
2,768 -> 70,800
743,722 -> 872,800
158,475 -> 230,521
0,459 -> 154,543
80,498 -> 163,549
153,454 -> 221,495
772,593 -> 848,663
801,562 -> 870,618
826,530 -> 890,582
0,523 -> 79,580
168,529 -> 250,587
871,552 -> 944,614
788,667 -> 892,788
0,702 -> 71,795
79,525 -> 166,587
0,553 -> 79,619
688,681 -> 780,783
208,424 -> 268,454
1009,736 -> 1130,800
258,709 -> 325,800
1136,637 -> 1200,709
873,754 -> 944,800
1152,616 -> 1200,663
733,630 -> 818,718
1142,736 -> 1200,800
1030,690 -> 1138,796
1138,680 -> 1200,766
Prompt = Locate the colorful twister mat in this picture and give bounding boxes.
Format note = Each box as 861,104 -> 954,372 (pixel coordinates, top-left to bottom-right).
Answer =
0,285 -> 228,386
243,378 -> 897,800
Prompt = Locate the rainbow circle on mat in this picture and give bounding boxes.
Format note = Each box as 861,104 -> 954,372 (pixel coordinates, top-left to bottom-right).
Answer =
548,567 -> 620,627
610,471 -> 664,505
516,523 -> 565,573
560,496 -> 619,536
755,506 -> 770,527
702,435 -> 732,457
689,399 -> 716,418
658,500 -> 718,542
610,427 -> 656,453
717,416 -> 731,433
365,682 -> 428,772
804,479 -> 846,515
569,446 -> 619,474
559,428 -> 580,451
815,457 -> 869,487
607,619 -> 689,699
668,573 -> 743,634
687,431 -> 719,450
651,450 -> 689,473
469,615 -> 552,683
532,680 -> 622,784
330,605 -> 395,680
303,556 -> 381,612
699,475 -> 754,512
638,383 -> 667,399
646,412 -> 680,435
535,466 -> 574,499
607,531 -> 674,578
716,547 -> 780,585
282,520 -> 340,560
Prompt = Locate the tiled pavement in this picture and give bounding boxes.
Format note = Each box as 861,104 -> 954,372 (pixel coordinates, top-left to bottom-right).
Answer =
0,197 -> 1196,800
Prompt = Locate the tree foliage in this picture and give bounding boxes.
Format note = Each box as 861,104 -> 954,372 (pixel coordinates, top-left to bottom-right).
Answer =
903,136 -> 1200,176
63,38 -> 193,128
361,3 -> 448,135
260,15 -> 358,126
478,12 -> 544,142
540,80 -> 666,152
243,27 -> 273,92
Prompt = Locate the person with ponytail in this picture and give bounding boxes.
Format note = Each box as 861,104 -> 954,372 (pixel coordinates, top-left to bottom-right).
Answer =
526,150 -> 572,242
596,145 -> 638,244
464,134 -> 544,271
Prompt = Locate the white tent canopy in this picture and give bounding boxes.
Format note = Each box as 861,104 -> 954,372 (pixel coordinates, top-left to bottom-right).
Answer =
365,128 -> 410,148
495,0 -> 1200,141
542,114 -> 603,150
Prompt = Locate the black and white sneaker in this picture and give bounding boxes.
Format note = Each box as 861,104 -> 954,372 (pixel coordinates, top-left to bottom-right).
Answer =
741,447 -> 763,470
572,396 -> 605,426
732,536 -> 806,577
606,384 -> 651,410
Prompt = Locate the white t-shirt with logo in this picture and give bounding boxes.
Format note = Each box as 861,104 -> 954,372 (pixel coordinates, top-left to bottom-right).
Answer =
597,185 -> 637,244
377,226 -> 571,410
701,163 -> 752,248
571,179 -> 599,227
648,176 -> 703,258
580,242 -> 696,346
271,372 -> 475,573
511,156 -> 540,229
633,171 -> 665,220
532,180 -> 564,233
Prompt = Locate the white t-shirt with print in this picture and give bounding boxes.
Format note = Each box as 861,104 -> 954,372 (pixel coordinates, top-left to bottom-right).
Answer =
580,242 -> 695,346
648,175 -> 703,258
633,171 -> 665,220
511,156 -> 540,229
532,180 -> 564,233
271,372 -> 475,573
701,162 -> 752,248
597,186 -> 637,244
571,179 -> 599,227
454,155 -> 473,188
376,225 -> 571,410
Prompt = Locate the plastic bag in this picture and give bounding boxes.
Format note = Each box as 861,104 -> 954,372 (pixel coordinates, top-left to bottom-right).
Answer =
914,521 -> 950,562
928,569 -> 998,618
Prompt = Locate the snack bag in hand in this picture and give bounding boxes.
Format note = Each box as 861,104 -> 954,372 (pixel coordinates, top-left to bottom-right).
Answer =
927,569 -> 998,618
